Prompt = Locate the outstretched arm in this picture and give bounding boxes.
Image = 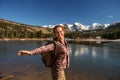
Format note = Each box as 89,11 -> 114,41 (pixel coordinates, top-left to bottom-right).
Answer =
18,43 -> 54,56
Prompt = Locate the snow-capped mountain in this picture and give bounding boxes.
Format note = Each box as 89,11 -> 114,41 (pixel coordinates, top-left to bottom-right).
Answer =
72,22 -> 89,31
89,23 -> 104,30
104,24 -> 110,29
42,22 -> 117,31
43,25 -> 55,28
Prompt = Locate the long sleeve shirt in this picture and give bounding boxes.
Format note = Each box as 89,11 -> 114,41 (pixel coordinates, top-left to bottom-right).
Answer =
29,40 -> 69,70
30,43 -> 54,55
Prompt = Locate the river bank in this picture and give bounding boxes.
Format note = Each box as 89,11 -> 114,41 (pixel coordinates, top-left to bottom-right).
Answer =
0,38 -> 120,42
67,38 -> 120,42
0,38 -> 48,41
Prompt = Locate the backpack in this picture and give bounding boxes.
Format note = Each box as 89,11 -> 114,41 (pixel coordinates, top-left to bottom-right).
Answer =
40,41 -> 58,67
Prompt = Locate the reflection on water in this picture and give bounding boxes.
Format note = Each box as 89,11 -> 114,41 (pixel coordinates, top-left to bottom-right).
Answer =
68,41 -> 120,80
68,43 -> 109,58
0,40 -> 120,80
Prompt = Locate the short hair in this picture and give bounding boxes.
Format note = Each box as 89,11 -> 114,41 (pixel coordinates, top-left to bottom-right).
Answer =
53,25 -> 65,34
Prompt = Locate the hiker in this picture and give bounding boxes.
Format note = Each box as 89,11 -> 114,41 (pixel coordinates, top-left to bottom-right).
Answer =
18,25 -> 70,80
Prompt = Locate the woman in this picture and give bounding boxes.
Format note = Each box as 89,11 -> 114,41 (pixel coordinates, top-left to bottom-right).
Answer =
18,25 -> 70,80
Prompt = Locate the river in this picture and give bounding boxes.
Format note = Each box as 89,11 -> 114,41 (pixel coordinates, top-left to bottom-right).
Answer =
0,40 -> 120,80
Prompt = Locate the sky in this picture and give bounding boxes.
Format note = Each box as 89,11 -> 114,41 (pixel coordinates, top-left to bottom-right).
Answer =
0,0 -> 120,26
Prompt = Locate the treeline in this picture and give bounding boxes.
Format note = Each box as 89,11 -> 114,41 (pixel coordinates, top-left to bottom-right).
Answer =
66,29 -> 120,39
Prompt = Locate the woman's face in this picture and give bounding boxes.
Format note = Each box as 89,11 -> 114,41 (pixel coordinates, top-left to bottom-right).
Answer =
54,27 -> 64,40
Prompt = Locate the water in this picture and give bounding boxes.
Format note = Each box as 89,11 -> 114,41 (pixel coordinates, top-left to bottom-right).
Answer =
0,40 -> 120,80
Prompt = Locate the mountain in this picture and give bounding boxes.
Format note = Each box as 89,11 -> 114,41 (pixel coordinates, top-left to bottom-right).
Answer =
72,22 -> 89,31
0,18 -> 120,39
43,22 -> 111,31
106,22 -> 120,30
90,23 -> 104,30
0,18 -> 120,33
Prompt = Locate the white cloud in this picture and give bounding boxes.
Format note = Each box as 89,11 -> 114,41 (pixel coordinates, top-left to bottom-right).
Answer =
107,16 -> 113,18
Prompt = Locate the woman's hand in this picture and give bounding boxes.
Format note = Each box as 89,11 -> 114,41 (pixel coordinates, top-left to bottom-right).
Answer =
18,50 -> 30,56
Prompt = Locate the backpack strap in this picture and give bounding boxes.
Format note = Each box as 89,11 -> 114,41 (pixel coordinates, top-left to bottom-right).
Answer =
52,41 -> 59,55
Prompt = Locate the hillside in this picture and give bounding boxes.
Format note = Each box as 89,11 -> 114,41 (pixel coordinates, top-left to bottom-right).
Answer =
0,19 -> 51,34
106,22 -> 120,30
0,19 -> 52,39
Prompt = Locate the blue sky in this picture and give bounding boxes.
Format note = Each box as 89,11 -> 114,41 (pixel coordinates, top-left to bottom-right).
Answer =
0,0 -> 120,26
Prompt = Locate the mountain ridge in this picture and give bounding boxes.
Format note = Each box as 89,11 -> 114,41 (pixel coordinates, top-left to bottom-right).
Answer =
0,18 -> 51,34
0,18 -> 120,32
0,18 -> 120,39
43,22 -> 120,31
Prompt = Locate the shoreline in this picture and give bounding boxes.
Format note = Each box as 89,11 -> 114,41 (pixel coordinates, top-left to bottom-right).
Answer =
67,38 -> 120,42
0,38 -> 49,41
0,38 -> 120,42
